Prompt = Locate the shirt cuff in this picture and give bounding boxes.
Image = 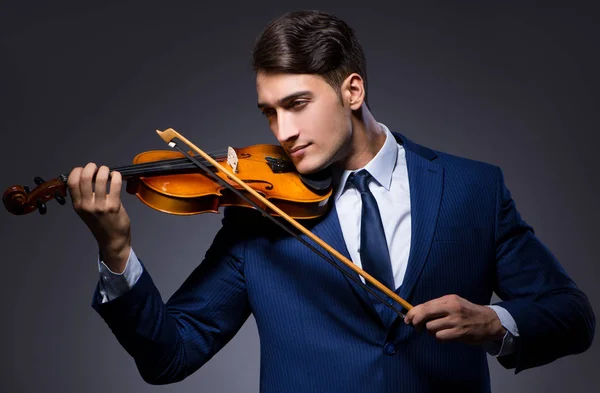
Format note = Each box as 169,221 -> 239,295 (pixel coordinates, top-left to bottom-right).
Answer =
483,305 -> 520,357
97,247 -> 143,304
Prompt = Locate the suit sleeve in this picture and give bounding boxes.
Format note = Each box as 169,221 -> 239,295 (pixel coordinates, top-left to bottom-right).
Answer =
491,167 -> 595,372
90,207 -> 252,384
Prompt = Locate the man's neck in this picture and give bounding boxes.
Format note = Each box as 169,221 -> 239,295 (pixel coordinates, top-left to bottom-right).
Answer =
336,109 -> 386,170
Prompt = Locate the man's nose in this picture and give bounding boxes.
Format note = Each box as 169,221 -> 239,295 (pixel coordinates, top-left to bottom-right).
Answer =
275,113 -> 299,143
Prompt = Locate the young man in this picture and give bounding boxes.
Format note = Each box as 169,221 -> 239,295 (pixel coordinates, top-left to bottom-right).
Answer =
68,10 -> 594,392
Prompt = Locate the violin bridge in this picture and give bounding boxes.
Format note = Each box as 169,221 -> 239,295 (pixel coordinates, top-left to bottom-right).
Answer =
227,146 -> 239,173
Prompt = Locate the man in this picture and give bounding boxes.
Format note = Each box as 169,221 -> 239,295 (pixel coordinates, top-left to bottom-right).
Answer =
68,10 -> 595,392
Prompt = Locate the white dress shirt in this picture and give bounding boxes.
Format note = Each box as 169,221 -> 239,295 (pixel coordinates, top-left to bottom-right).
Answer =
97,122 -> 518,356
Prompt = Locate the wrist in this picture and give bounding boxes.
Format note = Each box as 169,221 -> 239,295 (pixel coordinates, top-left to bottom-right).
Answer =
99,238 -> 131,274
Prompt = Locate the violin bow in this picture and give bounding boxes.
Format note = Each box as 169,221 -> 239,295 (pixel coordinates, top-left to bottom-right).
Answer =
156,128 -> 414,317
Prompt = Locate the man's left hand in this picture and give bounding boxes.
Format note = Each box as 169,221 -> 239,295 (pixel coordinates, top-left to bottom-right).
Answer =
404,294 -> 506,345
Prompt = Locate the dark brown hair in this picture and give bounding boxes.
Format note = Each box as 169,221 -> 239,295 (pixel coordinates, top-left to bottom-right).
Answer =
252,10 -> 369,107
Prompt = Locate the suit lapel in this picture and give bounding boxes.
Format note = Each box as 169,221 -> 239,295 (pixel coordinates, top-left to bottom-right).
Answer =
392,133 -> 444,307
310,203 -> 386,324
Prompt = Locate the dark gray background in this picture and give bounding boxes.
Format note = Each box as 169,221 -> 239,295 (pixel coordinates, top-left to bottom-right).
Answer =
1,1 -> 598,392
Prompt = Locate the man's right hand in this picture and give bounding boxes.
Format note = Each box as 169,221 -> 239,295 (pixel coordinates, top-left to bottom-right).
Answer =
67,162 -> 131,273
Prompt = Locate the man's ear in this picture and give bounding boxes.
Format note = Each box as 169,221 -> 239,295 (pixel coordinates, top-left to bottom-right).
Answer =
342,73 -> 365,110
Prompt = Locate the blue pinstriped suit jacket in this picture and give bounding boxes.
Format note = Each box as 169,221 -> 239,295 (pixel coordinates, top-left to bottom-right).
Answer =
92,132 -> 595,392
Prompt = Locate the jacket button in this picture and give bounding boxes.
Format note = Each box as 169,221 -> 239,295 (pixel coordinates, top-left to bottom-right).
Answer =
384,342 -> 396,356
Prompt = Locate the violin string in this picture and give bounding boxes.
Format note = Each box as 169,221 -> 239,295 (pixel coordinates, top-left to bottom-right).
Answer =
110,150 -> 229,177
169,140 -> 407,319
112,151 -> 227,172
115,161 -> 213,178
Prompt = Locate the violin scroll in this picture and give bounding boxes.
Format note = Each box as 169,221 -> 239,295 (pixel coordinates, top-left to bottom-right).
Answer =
3,175 -> 69,215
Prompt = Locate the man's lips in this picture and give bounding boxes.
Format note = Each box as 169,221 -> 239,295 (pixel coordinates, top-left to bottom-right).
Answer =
289,144 -> 310,156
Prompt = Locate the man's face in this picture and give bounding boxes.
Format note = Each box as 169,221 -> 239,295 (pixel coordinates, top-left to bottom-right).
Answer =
256,71 -> 353,174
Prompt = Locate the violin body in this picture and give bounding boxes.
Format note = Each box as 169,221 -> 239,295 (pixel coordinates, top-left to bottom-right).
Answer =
128,145 -> 332,218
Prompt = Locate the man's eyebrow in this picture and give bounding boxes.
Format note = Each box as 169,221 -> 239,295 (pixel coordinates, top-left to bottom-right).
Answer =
257,91 -> 312,109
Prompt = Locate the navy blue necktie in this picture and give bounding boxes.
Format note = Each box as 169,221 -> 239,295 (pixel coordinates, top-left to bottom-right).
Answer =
347,170 -> 395,291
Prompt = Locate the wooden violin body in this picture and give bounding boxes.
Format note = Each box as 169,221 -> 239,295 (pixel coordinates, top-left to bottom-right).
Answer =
128,145 -> 331,218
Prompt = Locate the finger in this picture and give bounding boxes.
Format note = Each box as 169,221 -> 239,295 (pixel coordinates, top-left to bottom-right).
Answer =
405,295 -> 455,324
80,163 -> 98,203
405,304 -> 426,324
425,316 -> 455,334
107,170 -> 123,207
67,167 -> 83,206
94,165 -> 110,203
434,327 -> 463,342
404,306 -> 417,324
411,304 -> 450,327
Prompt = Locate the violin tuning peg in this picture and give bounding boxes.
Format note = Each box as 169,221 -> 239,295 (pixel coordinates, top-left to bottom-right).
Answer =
34,176 -> 45,185
55,191 -> 66,205
37,198 -> 47,215
24,186 -> 31,194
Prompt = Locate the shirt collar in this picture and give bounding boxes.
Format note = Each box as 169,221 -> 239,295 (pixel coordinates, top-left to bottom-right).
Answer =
332,122 -> 398,202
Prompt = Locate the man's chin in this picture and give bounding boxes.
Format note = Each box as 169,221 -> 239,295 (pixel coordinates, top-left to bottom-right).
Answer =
293,159 -> 322,175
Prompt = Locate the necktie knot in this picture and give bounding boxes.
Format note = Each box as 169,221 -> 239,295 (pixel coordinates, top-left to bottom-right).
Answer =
348,169 -> 373,193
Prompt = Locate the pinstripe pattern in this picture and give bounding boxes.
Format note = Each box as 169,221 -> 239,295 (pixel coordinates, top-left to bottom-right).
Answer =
92,132 -> 595,392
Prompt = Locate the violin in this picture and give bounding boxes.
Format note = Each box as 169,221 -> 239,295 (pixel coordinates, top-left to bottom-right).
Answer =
3,142 -> 331,218
3,128 -> 413,316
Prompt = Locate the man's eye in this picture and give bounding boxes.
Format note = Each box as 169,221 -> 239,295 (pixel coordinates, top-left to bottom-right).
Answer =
262,109 -> 275,117
290,101 -> 307,109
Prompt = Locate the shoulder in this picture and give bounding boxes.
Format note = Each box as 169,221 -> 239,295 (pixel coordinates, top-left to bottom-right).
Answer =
394,131 -> 503,184
437,150 -> 500,179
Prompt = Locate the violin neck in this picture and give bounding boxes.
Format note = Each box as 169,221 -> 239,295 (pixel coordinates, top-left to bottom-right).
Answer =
61,155 -> 221,183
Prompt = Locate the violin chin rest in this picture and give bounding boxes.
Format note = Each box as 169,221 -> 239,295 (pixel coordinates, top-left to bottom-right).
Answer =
299,167 -> 332,193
